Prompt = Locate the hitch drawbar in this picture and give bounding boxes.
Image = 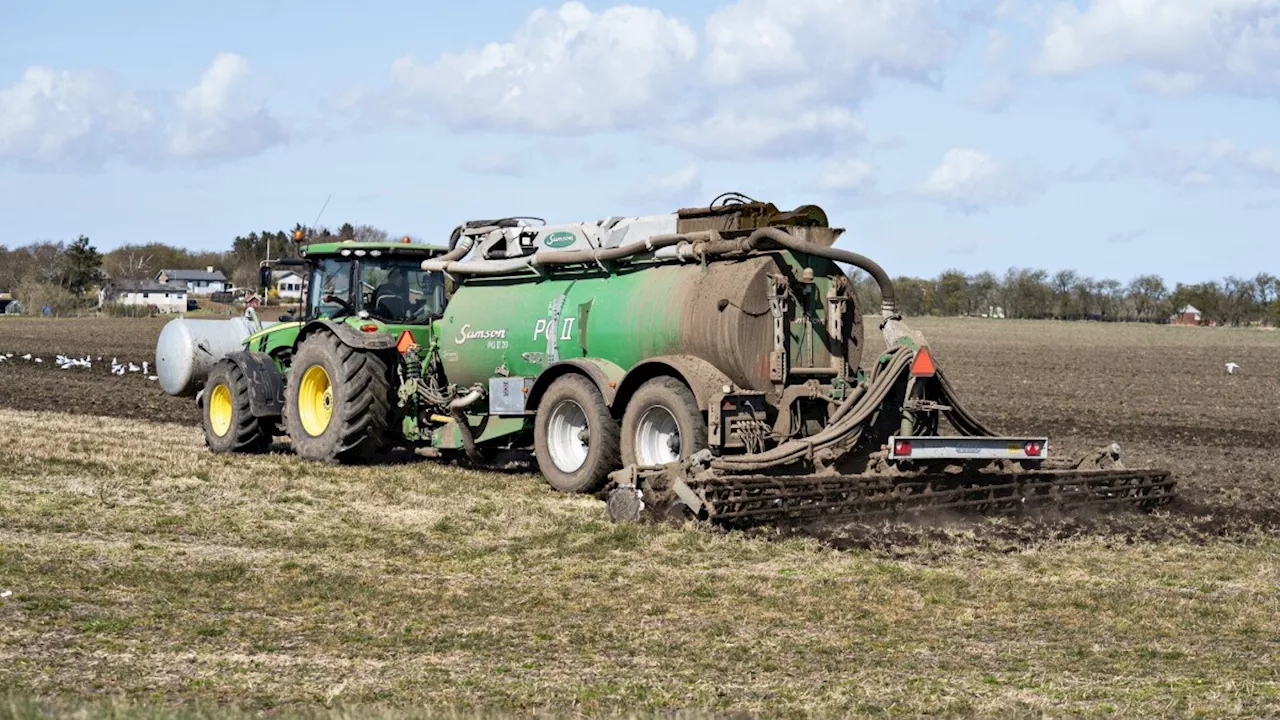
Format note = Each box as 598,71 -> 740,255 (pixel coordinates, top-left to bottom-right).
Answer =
888,436 -> 1048,461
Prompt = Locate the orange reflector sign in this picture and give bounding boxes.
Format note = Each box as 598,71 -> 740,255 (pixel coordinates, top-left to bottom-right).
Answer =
911,347 -> 937,377
396,330 -> 417,353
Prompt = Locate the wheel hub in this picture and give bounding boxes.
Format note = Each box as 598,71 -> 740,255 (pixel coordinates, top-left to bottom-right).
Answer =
547,399 -> 590,473
635,406 -> 681,466
299,365 -> 334,437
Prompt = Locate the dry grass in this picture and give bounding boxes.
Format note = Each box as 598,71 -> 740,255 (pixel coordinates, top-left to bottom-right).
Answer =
2,405 -> 1279,717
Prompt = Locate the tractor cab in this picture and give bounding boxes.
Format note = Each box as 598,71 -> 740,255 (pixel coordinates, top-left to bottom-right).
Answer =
259,236 -> 450,326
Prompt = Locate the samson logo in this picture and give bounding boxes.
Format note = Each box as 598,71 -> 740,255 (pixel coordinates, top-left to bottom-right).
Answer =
455,324 -> 508,345
542,231 -> 576,249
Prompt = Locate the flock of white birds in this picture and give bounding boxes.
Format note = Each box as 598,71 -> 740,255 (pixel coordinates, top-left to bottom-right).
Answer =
0,352 -> 159,380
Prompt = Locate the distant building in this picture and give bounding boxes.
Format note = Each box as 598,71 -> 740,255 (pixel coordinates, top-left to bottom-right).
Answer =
105,280 -> 188,314
156,266 -> 227,296
272,270 -> 305,300
0,290 -> 11,314
1171,305 -> 1202,326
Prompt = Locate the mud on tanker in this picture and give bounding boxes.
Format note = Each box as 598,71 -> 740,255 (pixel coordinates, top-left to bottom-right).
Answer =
156,194 -> 1176,527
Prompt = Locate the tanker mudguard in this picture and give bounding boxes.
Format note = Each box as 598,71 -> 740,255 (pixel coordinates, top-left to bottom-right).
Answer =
619,354 -> 734,411
301,319 -> 397,351
528,358 -> 626,409
222,351 -> 285,418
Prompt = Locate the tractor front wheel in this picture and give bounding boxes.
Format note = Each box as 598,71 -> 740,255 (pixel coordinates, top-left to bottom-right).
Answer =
203,360 -> 272,454
284,331 -> 391,463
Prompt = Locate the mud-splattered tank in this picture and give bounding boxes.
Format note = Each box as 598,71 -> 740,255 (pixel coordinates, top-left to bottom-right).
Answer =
438,252 -> 863,393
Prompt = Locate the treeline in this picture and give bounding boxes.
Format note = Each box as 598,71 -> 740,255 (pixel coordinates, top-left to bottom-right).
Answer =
848,268 -> 1280,326
2,229 -> 1275,326
0,223 -> 393,314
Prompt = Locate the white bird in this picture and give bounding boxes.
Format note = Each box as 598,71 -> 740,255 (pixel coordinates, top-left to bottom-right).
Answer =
113,366 -> 126,376
128,362 -> 140,373
21,353 -> 31,361
148,375 -> 158,381
1225,362 -> 1241,375
33,358 -> 42,363
142,361 -> 149,375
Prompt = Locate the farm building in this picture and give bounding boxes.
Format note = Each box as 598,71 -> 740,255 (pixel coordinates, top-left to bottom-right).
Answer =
0,290 -> 11,314
272,270 -> 304,299
156,266 -> 227,296
1171,305 -> 1203,326
105,280 -> 188,313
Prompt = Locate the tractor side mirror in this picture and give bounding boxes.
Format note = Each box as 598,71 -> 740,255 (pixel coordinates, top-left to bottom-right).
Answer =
258,265 -> 271,290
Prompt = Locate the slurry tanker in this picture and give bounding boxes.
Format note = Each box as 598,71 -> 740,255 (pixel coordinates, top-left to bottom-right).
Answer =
156,194 -> 1175,526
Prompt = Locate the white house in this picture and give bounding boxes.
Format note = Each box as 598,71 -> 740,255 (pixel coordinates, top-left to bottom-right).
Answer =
107,280 -> 188,313
156,266 -> 227,296
272,270 -> 304,300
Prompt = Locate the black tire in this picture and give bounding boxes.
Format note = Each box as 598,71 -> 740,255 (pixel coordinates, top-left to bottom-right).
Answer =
620,377 -> 707,468
283,330 -> 391,463
203,360 -> 272,454
533,374 -> 620,493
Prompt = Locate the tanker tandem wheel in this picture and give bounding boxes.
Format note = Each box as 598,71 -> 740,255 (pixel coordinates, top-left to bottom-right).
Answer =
533,374 -> 620,494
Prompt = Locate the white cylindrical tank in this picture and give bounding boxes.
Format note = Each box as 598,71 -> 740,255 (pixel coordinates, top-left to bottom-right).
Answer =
155,316 -> 277,397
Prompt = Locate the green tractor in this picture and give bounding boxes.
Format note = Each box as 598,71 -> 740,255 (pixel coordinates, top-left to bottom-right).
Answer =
158,235 -> 451,463
157,197 -> 1175,526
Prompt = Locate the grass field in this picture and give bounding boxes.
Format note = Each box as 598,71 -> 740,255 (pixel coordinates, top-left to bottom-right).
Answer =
1,316 -> 1278,717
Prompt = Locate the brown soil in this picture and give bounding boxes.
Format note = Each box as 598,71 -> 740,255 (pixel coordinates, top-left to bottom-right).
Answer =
2,315 -> 1277,547
0,317 -> 200,425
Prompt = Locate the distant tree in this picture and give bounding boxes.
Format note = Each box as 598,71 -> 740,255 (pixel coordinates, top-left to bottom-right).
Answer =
1052,269 -> 1079,318
339,222 -> 356,240
935,269 -> 969,316
352,224 -> 390,243
63,235 -> 103,296
1128,274 -> 1169,322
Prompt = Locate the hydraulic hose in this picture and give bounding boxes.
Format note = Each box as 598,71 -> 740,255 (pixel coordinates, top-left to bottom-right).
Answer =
710,347 -> 911,471
748,227 -> 897,317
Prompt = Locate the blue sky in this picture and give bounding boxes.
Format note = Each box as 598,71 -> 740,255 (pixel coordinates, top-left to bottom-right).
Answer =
2,0 -> 1278,285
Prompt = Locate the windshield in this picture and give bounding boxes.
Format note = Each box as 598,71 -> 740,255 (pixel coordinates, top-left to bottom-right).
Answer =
360,258 -> 445,323
307,258 -> 354,319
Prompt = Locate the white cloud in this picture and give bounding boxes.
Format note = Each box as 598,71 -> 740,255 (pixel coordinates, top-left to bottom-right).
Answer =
0,54 -> 285,170
1037,0 -> 1280,96
632,164 -> 702,206
388,2 -> 697,133
704,0 -> 958,99
170,53 -> 286,160
0,67 -> 157,170
352,0 -> 959,162
665,106 -> 864,159
819,158 -> 875,193
918,148 -> 1045,211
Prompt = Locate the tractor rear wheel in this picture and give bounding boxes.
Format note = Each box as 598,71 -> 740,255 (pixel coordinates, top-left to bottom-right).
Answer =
621,377 -> 706,468
534,374 -> 620,493
284,330 -> 391,463
203,360 -> 272,454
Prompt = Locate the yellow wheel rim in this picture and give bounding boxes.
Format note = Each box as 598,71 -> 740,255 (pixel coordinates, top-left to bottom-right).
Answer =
208,383 -> 233,437
298,365 -> 334,437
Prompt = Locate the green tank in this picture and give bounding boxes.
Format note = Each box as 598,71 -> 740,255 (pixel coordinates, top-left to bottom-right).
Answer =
440,253 -> 863,395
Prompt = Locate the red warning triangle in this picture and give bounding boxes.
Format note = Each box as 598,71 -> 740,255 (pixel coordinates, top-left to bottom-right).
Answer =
911,347 -> 937,377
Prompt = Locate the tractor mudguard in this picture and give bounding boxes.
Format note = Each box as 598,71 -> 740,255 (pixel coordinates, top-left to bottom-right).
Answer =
300,319 -> 397,352
223,350 -> 285,418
